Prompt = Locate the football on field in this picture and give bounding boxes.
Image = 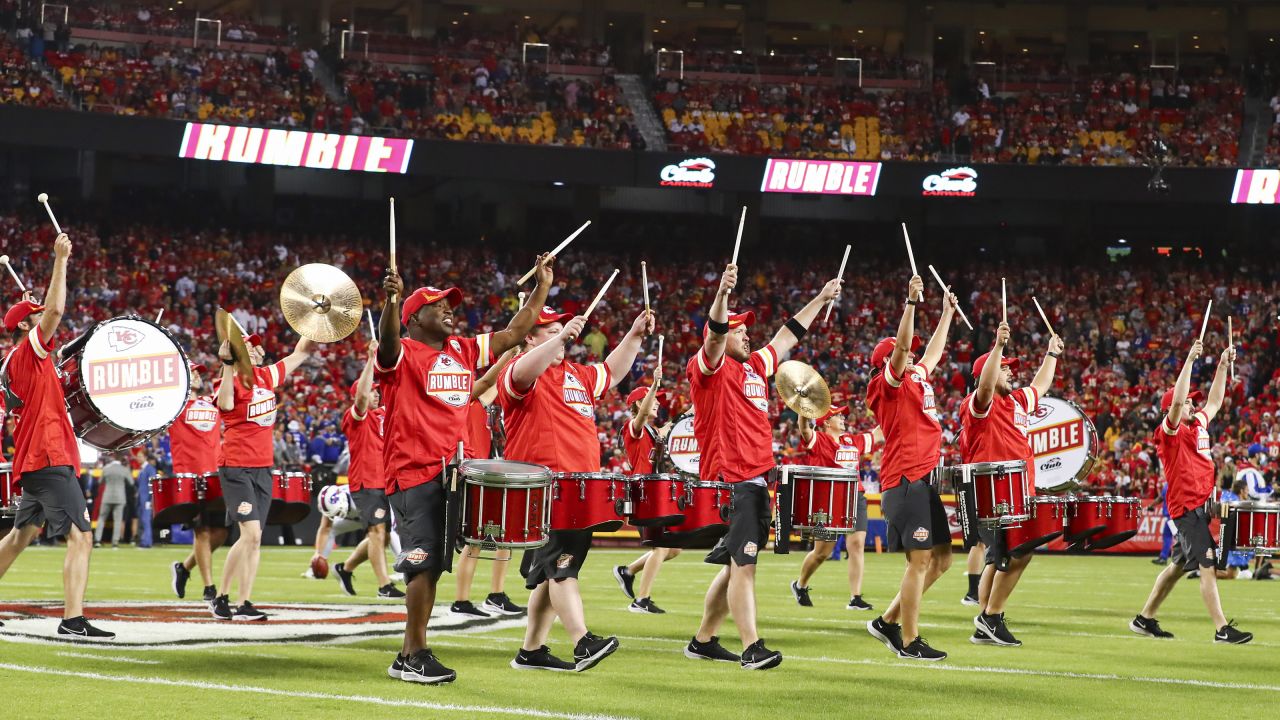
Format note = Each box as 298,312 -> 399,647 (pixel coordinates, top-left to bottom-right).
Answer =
310,556 -> 329,580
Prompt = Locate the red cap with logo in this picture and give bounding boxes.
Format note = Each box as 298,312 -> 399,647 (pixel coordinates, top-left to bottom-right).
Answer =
703,310 -> 755,337
4,299 -> 44,332
401,286 -> 464,325
818,405 -> 849,423
350,380 -> 381,397
535,306 -> 574,326
1160,389 -> 1203,412
625,385 -> 669,406
870,336 -> 922,368
972,352 -> 1021,378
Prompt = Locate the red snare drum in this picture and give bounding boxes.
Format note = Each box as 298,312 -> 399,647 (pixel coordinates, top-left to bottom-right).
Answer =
151,473 -> 201,526
267,470 -> 312,525
1065,495 -> 1116,546
460,459 -> 552,550
1226,501 -> 1280,555
550,473 -> 628,532
628,474 -> 684,527
1005,496 -> 1068,555
645,480 -> 734,549
1,462 -> 18,517
958,460 -> 1029,528
197,472 -> 224,514
782,465 -> 860,539
1088,497 -> 1139,550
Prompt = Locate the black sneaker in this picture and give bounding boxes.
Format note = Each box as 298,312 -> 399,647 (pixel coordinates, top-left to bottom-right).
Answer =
400,648 -> 456,684
378,584 -> 406,599
900,637 -> 947,661
684,635 -> 741,663
1151,557 -> 1168,565
867,616 -> 904,655
612,565 -> 636,600
202,585 -> 217,604
846,595 -> 873,611
334,562 -> 356,596
961,592 -> 980,607
790,581 -> 813,607
1130,614 -> 1174,639
171,562 -> 190,599
973,612 -> 1021,647
387,653 -> 405,680
483,592 -> 525,615
969,629 -> 995,645
210,594 -> 233,621
573,632 -> 619,671
740,639 -> 782,670
450,600 -> 490,618
233,601 -> 268,622
56,616 -> 115,640
511,645 -> 576,671
1215,620 -> 1253,645
629,598 -> 666,614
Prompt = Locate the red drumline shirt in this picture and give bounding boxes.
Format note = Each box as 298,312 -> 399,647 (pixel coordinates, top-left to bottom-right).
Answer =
623,422 -> 659,475
169,395 -> 221,475
464,400 -> 492,460
341,405 -> 386,492
959,387 -> 1040,496
1155,410 -> 1215,519
687,345 -> 779,483
866,361 -> 941,491
376,334 -> 495,493
3,326 -> 80,478
498,357 -> 610,474
220,361 -> 287,468
805,430 -> 875,490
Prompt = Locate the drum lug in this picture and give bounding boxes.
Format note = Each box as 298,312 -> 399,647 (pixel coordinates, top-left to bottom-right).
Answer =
578,479 -> 586,502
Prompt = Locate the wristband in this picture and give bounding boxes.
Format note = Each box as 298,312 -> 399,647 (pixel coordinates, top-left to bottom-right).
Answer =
707,318 -> 730,335
906,299 -> 920,306
785,317 -> 808,340
1048,351 -> 1062,359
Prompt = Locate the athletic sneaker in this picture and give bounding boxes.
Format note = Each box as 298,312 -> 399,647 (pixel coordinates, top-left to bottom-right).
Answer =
400,649 -> 456,684
900,637 -> 947,661
790,581 -> 813,607
450,600 -> 490,618
511,646 -> 576,671
629,598 -> 666,614
56,616 -> 115,640
973,612 -> 1021,647
202,585 -> 217,604
612,565 -> 636,600
1214,620 -> 1253,645
387,653 -> 405,680
171,562 -> 190,599
867,616 -> 905,655
377,584 -> 406,599
334,562 -> 356,596
684,635 -> 741,663
846,595 -> 873,611
301,567 -> 316,579
233,601 -> 268,622
573,632 -> 619,671
483,592 -> 525,615
1151,557 -> 1168,565
210,594 -> 233,621
961,592 -> 980,606
969,629 -> 995,645
740,639 -> 782,670
1129,615 -> 1174,639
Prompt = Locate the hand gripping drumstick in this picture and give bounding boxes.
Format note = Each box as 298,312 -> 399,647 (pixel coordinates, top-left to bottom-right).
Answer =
0,255 -> 27,293
928,265 -> 973,330
37,193 -> 63,235
901,222 -> 923,301
1199,300 -> 1212,343
517,220 -> 591,285
823,244 -> 851,323
584,268 -> 619,319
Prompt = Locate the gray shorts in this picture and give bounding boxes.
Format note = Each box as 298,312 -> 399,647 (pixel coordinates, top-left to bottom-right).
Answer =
705,483 -> 771,567
15,465 -> 90,537
1170,508 -> 1219,571
220,467 -> 273,526
521,529 -> 593,589
390,481 -> 446,579
881,477 -> 951,552
351,487 -> 391,528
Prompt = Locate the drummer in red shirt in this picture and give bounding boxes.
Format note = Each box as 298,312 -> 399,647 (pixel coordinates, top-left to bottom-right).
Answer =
684,262 -> 842,671
0,232 -> 114,638
1131,338 -> 1253,645
499,305 -> 652,672
168,364 -> 228,605
961,321 -> 1064,647
211,330 -> 315,622
865,275 -> 959,662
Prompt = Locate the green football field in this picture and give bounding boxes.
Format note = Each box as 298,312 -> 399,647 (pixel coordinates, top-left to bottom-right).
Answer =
1,545 -> 1277,719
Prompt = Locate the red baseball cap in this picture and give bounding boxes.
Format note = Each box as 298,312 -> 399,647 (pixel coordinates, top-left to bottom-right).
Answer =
703,310 -> 755,337
625,385 -> 669,406
349,380 -> 380,397
1160,389 -> 1203,412
535,306 -> 574,326
972,352 -> 1021,378
245,333 -> 262,347
870,336 -> 922,368
190,363 -> 208,375
4,299 -> 44,332
819,405 -> 849,423
401,286 -> 463,325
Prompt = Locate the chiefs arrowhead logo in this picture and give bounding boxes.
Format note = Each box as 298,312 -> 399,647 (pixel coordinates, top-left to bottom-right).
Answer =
107,326 -> 145,352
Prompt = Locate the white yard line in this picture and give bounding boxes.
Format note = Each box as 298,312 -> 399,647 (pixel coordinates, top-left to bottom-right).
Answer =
55,651 -> 161,665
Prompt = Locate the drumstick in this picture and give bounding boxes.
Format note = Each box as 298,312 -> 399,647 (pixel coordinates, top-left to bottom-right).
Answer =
732,206 -> 746,266
36,193 -> 63,234
1199,299 -> 1212,343
388,197 -> 396,273
928,264 -> 972,330
901,222 -> 922,301
0,255 -> 27,293
367,309 -> 376,340
1032,296 -> 1055,336
1228,315 -> 1234,382
1002,277 -> 1007,324
518,291 -> 527,309
517,220 -> 591,285
641,261 -> 649,314
657,334 -> 664,369
584,268 -> 619,319
156,308 -> 164,324
823,244 -> 851,323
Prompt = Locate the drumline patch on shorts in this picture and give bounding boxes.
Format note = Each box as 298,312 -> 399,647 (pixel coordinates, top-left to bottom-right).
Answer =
83,510 -> 90,522
556,553 -> 574,569
374,508 -> 386,519
912,526 -> 930,542
405,548 -> 429,565
237,502 -> 253,516
743,542 -> 758,557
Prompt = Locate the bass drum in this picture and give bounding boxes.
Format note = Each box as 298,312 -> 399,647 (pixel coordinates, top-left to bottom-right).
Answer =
663,412 -> 701,477
1026,397 -> 1098,494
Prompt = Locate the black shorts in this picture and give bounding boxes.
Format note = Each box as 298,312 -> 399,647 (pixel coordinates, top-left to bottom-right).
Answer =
521,529 -> 593,589
705,482 -> 771,567
15,466 -> 90,537
1170,508 -> 1219,571
390,481 -> 445,579
880,477 -> 951,552
351,488 -> 391,528
220,467 -> 273,526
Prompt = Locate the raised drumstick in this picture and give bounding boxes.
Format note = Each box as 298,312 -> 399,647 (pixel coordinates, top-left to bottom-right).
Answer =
0,255 -> 27,293
1002,277 -> 1007,324
1228,315 -> 1234,382
1199,299 -> 1212,343
901,222 -> 922,301
367,309 -> 376,340
928,264 -> 972,330
584,268 -> 619,319
732,206 -> 746,266
388,197 -> 396,273
156,308 -> 164,324
517,220 -> 591,285
641,261 -> 650,314
37,193 -> 63,234
823,244 -> 851,323
1032,296 -> 1055,336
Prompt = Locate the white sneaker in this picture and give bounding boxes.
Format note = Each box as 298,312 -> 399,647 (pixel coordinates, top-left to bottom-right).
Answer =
300,568 -> 316,579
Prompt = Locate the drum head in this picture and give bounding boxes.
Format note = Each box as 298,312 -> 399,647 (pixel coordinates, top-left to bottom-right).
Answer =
664,413 -> 700,476
460,459 -> 552,481
784,464 -> 858,482
78,317 -> 190,433
1027,397 -> 1098,494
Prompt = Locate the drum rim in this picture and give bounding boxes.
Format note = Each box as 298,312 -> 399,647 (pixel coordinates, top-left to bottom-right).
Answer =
553,472 -> 628,480
961,460 -> 1027,472
630,473 -> 682,481
463,475 -> 552,489
460,459 -> 553,480
172,472 -> 203,479
782,464 -> 859,480
685,479 -> 734,489
1231,501 -> 1280,511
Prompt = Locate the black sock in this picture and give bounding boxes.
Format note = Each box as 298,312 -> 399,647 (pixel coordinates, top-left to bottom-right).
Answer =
968,573 -> 980,595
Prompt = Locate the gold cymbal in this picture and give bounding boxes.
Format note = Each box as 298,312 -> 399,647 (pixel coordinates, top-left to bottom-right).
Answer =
215,307 -> 253,383
775,360 -> 832,420
279,264 -> 363,343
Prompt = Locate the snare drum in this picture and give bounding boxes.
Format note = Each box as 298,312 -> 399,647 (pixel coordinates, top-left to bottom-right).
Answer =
782,465 -> 860,540
459,459 -> 552,549
1064,495 -> 1115,546
956,460 -> 1029,528
1087,496 -> 1139,550
197,472 -> 224,514
1005,496 -> 1068,555
267,470 -> 312,525
151,473 -> 201,526
646,479 -> 734,548
628,474 -> 685,527
1224,501 -> 1280,556
1,462 -> 18,517
550,472 -> 628,532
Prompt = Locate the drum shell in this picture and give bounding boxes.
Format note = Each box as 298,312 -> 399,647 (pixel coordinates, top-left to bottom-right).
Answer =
1005,496 -> 1067,555
1230,502 -> 1280,554
550,473 -> 628,532
1064,496 -> 1111,545
963,461 -> 1029,527
0,462 -> 17,517
151,473 -> 201,526
629,474 -> 685,527
462,475 -> 551,549
197,473 -> 225,513
268,470 -> 312,525
786,465 -> 860,536
1087,497 -> 1139,550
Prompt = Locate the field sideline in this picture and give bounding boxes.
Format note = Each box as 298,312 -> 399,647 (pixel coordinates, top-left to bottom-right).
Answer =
1,545 -> 1277,719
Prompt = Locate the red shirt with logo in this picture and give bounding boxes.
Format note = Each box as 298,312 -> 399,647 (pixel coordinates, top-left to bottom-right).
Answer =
465,400 -> 492,460
4,326 -> 80,478
623,422 -> 658,475
341,405 -> 385,492
1155,410 -> 1215,519
220,361 -> 286,468
687,345 -> 779,483
498,358 -> 610,473
806,430 -> 875,490
169,396 -> 221,475
959,387 -> 1039,496
866,361 -> 941,491
377,334 -> 494,493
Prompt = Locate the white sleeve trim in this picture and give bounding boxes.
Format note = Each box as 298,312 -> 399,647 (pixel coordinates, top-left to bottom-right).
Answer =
883,358 -> 905,388
696,347 -> 724,376
1161,416 -> 1179,435
476,333 -> 494,369
1193,411 -> 1209,427
502,367 -> 531,401
805,433 -> 818,450
28,326 -> 48,360
375,346 -> 404,373
349,406 -> 366,422
755,346 -> 779,377
591,364 -> 611,399
968,394 -> 991,419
